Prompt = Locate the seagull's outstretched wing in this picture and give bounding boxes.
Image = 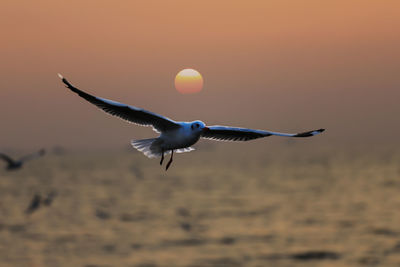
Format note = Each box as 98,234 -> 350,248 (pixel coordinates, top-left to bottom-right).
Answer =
58,74 -> 180,133
19,149 -> 46,163
0,153 -> 15,165
202,126 -> 325,142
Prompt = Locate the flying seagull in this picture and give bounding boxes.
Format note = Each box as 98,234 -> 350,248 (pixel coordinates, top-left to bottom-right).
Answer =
25,191 -> 57,214
0,149 -> 45,171
58,74 -> 324,170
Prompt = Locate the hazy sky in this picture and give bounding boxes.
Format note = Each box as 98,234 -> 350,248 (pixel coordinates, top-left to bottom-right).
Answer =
1,0 -> 399,150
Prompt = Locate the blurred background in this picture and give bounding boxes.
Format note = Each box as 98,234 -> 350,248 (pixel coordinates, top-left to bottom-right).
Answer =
0,0 -> 399,266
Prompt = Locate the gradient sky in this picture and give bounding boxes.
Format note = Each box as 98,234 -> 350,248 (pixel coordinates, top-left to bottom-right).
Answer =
1,0 -> 399,150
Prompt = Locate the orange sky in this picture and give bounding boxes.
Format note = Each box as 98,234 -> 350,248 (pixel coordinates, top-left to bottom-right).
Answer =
0,0 -> 399,150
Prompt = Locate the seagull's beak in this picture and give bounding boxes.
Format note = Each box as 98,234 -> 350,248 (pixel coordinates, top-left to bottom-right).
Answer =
203,127 -> 209,132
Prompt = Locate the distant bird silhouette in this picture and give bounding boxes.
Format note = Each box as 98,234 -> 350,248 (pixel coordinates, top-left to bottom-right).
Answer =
58,74 -> 324,170
180,222 -> 192,232
25,194 -> 41,214
25,191 -> 57,214
0,149 -> 45,171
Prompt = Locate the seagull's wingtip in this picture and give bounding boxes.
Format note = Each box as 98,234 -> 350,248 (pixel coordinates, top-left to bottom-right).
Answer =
294,128 -> 325,137
57,73 -> 72,88
311,128 -> 325,136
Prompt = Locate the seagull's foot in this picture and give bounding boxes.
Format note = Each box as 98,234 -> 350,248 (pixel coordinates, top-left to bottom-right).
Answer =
165,150 -> 174,171
160,151 -> 164,165
165,159 -> 173,171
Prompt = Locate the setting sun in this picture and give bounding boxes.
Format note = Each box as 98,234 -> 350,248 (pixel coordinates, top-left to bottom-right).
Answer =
174,69 -> 203,94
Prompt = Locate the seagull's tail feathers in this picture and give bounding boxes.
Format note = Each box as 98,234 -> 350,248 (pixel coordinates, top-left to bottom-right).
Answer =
131,138 -> 195,158
131,138 -> 163,158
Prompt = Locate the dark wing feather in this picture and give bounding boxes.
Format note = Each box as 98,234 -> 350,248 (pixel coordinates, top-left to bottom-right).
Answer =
25,194 -> 41,214
202,126 -> 270,141
0,153 -> 15,164
202,126 -> 324,142
58,74 -> 180,133
19,149 -> 45,163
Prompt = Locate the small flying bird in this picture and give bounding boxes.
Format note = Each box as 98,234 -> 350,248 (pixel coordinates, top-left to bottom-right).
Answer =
25,191 -> 57,214
58,74 -> 324,170
0,149 -> 45,171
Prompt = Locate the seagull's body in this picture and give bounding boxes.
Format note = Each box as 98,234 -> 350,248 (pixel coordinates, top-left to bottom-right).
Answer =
0,149 -> 45,171
58,74 -> 324,170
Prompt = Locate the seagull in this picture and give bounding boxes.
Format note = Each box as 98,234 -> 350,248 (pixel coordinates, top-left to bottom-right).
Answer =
58,74 -> 324,170
0,149 -> 45,171
25,191 -> 57,214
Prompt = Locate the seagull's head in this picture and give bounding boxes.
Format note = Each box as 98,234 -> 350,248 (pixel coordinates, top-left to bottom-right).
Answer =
190,120 -> 208,133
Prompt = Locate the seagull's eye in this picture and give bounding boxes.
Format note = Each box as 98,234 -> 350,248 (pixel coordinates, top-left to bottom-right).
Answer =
191,125 -> 194,130
196,124 -> 199,128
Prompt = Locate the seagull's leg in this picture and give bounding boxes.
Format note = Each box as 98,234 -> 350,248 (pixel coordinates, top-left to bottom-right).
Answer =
166,150 -> 174,171
160,149 -> 164,165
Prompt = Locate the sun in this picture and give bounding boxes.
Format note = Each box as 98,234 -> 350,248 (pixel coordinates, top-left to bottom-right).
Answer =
174,68 -> 203,94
